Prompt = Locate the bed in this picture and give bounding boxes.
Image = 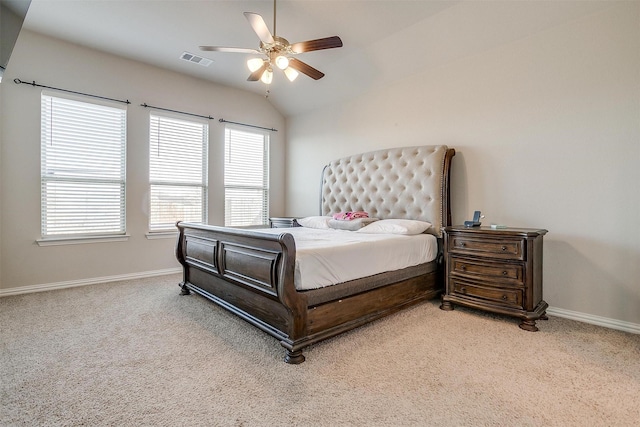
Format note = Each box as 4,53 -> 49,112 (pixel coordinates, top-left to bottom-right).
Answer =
175,145 -> 455,363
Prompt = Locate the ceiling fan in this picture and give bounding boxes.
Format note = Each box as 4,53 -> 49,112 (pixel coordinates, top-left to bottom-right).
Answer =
199,0 -> 343,84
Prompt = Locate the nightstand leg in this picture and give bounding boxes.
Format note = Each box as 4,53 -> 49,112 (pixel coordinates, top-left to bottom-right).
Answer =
284,349 -> 305,364
440,300 -> 454,311
540,312 -> 549,320
519,319 -> 539,332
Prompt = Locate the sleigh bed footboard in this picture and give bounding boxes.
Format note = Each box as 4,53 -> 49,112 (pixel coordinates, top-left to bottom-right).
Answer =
176,222 -> 308,356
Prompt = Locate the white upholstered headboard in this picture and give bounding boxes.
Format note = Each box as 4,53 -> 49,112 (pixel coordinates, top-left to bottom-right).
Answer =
320,145 -> 454,238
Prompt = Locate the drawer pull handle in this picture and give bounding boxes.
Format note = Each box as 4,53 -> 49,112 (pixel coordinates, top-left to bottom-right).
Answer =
501,246 -> 507,251
460,242 -> 466,247
461,287 -> 467,293
502,271 -> 508,276
502,295 -> 508,300
460,265 -> 466,271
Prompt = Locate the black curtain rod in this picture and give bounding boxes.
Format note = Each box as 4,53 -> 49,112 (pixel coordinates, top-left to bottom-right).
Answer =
13,78 -> 130,105
140,103 -> 213,120
219,118 -> 278,132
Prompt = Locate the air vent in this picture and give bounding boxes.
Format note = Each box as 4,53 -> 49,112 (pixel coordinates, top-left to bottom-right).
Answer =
180,52 -> 213,67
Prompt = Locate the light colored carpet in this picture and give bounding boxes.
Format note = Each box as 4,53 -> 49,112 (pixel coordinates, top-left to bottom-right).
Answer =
1,274 -> 638,426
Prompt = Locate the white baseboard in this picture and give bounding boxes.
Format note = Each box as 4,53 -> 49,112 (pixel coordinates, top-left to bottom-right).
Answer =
547,306 -> 640,335
2,275 -> 638,335
0,268 -> 182,297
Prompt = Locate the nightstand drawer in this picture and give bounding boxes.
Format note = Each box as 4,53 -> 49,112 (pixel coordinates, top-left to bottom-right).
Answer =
452,279 -> 523,309
449,236 -> 524,260
450,257 -> 523,285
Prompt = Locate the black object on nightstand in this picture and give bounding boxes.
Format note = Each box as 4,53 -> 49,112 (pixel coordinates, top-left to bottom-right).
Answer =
440,225 -> 548,331
269,217 -> 301,228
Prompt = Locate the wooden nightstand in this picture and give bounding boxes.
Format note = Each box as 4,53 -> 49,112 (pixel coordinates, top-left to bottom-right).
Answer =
269,217 -> 301,228
440,226 -> 548,331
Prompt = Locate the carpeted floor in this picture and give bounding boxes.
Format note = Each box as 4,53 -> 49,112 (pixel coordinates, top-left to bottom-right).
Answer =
1,274 -> 638,426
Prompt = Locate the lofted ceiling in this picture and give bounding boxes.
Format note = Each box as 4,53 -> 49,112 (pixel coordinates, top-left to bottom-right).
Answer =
20,0 -> 611,117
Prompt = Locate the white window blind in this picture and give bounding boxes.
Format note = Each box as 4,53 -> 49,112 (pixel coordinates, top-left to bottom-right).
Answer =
41,93 -> 127,237
224,127 -> 269,227
149,114 -> 208,231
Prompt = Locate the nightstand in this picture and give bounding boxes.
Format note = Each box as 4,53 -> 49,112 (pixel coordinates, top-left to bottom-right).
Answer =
269,217 -> 301,228
440,226 -> 548,331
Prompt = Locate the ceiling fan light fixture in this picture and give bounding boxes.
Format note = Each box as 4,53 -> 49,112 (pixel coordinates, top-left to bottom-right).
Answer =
284,67 -> 299,82
275,55 -> 289,70
260,67 -> 274,84
247,57 -> 265,72
200,0 -> 343,84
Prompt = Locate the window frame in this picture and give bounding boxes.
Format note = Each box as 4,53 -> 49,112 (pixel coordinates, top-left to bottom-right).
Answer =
223,125 -> 270,227
38,91 -> 128,245
147,111 -> 209,233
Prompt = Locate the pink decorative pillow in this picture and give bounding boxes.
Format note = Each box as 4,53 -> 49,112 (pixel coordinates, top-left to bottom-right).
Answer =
332,211 -> 369,221
328,218 -> 378,231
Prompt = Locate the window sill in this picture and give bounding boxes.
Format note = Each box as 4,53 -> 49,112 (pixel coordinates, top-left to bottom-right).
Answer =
145,231 -> 178,240
36,234 -> 130,247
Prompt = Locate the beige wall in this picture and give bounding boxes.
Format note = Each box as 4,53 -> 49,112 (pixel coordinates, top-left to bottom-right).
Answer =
0,30 -> 285,290
285,3 -> 640,325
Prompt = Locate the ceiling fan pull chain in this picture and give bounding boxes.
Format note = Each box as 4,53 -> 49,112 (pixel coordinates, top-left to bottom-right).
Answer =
273,0 -> 277,37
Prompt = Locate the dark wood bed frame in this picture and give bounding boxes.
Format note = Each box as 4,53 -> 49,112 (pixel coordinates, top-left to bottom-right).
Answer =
176,146 -> 455,363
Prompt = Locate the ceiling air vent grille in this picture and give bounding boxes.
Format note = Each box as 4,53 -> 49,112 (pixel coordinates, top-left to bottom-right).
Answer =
180,52 -> 212,67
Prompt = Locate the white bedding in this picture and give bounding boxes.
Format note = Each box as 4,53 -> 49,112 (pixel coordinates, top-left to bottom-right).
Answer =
257,227 -> 438,291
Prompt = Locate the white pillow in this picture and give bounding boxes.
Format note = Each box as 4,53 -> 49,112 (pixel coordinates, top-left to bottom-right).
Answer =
297,216 -> 331,229
357,219 -> 432,235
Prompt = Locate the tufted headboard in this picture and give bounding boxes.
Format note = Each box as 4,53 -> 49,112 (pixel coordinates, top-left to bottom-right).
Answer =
320,145 -> 455,238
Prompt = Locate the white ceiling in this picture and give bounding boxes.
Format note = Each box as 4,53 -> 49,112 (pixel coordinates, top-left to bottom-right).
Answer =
21,0 -> 611,117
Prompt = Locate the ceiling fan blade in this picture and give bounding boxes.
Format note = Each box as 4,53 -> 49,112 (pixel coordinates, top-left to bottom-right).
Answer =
290,36 -> 343,53
199,46 -> 260,54
244,12 -> 275,45
288,58 -> 325,80
247,62 -> 268,81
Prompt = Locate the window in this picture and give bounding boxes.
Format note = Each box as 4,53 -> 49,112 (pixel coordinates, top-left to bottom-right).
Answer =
224,127 -> 269,226
40,93 -> 127,238
149,114 -> 208,231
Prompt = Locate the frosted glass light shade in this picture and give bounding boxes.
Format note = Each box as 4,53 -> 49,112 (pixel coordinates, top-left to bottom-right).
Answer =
284,67 -> 299,82
275,55 -> 289,70
260,68 -> 273,84
247,58 -> 264,72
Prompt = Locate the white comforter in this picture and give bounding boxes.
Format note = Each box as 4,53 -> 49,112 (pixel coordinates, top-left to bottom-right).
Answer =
256,227 -> 437,291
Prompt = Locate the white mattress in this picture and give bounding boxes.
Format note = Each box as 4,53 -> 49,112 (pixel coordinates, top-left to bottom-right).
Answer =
257,227 -> 438,291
